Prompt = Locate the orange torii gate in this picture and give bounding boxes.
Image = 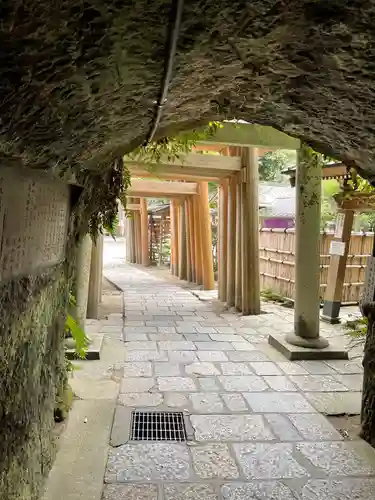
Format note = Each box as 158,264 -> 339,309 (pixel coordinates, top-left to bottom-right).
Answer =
123,122 -> 348,361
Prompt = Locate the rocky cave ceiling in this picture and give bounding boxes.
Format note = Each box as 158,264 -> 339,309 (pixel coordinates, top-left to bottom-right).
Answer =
0,0 -> 374,180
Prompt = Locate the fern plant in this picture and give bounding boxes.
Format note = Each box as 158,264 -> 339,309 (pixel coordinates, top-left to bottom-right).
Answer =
65,293 -> 89,360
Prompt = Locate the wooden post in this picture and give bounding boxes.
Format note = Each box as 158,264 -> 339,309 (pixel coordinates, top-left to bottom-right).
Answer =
227,175 -> 237,307
241,147 -> 261,315
178,200 -> 187,280
188,197 -> 196,282
235,173 -> 242,310
198,181 -> 214,290
159,216 -> 164,266
135,208 -> 142,264
140,198 -> 149,266
218,180 -> 229,302
87,234 -> 103,319
193,196 -> 203,285
171,200 -> 180,276
170,200 -> 176,274
321,209 -> 354,323
125,217 -> 131,262
185,198 -> 193,282
128,216 -> 136,263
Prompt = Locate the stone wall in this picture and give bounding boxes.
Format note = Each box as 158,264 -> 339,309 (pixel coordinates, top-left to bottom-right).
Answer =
0,266 -> 68,500
0,167 -> 74,500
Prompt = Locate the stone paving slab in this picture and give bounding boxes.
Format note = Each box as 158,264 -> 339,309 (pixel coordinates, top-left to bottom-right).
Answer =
221,481 -> 298,500
106,443 -> 192,481
164,483 -> 219,500
191,414 -> 275,441
103,484 -> 158,500
233,442 -> 309,479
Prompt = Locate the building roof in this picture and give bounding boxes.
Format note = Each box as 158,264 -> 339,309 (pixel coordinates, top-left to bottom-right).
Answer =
259,182 -> 295,218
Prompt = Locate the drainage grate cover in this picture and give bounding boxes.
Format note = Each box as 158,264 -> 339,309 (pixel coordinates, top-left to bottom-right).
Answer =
130,411 -> 187,442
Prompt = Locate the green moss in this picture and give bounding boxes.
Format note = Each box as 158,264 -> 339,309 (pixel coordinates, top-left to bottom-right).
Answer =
54,384 -> 74,423
0,266 -> 69,500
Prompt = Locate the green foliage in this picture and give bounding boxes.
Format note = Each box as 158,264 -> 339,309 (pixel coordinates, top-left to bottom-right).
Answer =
82,158 -> 127,239
65,294 -> 89,361
323,179 -> 341,198
357,213 -> 375,231
261,289 -> 294,308
258,150 -> 290,181
126,122 -> 223,166
103,211 -> 119,239
320,180 -> 340,229
344,316 -> 367,339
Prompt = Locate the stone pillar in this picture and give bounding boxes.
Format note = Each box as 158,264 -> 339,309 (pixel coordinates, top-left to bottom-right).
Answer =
227,175 -> 237,307
284,144 -> 328,347
178,201 -> 187,280
75,234 -> 92,330
321,209 -> 354,323
218,180 -> 229,302
241,147 -> 261,315
269,144 -> 349,359
87,234 -> 103,319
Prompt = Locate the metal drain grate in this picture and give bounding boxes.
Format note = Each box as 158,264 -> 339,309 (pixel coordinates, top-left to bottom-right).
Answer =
130,411 -> 187,441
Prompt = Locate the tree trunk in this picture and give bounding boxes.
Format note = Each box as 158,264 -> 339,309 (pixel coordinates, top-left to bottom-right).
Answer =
360,301 -> 375,446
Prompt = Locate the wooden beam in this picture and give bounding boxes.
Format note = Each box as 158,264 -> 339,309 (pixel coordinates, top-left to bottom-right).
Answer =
140,198 -> 149,266
129,170 -> 220,182
127,152 -> 241,176
126,203 -> 141,210
218,180 -> 229,302
197,122 -> 300,150
128,179 -> 199,197
227,176 -> 237,307
198,181 -> 214,290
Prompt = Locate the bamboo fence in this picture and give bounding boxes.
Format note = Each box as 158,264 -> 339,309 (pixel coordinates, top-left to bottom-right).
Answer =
259,228 -> 373,303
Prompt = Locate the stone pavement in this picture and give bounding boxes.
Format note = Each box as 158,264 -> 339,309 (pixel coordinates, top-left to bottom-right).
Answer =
101,262 -> 375,499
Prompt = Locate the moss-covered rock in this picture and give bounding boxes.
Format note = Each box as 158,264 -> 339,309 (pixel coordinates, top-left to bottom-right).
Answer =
1,1 -> 375,180
0,266 -> 68,500
54,384 -> 74,423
